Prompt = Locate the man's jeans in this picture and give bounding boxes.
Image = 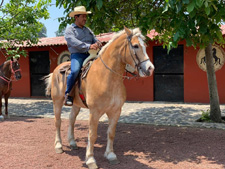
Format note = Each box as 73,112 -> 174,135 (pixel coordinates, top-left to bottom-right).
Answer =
65,53 -> 89,95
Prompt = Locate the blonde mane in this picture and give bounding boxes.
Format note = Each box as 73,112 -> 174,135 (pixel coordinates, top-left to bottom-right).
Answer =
98,28 -> 145,56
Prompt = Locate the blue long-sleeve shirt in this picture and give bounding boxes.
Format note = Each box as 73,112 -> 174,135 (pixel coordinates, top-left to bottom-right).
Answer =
64,23 -> 98,54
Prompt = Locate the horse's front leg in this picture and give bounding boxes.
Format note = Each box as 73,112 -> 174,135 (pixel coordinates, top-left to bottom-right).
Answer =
86,111 -> 101,169
53,99 -> 64,154
104,108 -> 121,164
0,94 -> 3,120
68,105 -> 80,150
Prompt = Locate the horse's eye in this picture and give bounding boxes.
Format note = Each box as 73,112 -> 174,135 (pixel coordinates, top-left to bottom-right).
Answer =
133,44 -> 139,49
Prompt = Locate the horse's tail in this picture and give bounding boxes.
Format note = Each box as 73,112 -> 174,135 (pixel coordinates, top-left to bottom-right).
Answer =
42,73 -> 53,96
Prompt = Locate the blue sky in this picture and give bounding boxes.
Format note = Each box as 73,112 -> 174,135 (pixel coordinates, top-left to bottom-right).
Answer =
2,0 -> 66,37
40,1 -> 65,37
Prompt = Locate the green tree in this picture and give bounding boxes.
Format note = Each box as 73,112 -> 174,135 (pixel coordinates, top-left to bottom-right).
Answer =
38,24 -> 47,38
55,27 -> 65,36
141,0 -> 225,123
55,0 -> 152,34
0,0 -> 50,58
56,0 -> 225,122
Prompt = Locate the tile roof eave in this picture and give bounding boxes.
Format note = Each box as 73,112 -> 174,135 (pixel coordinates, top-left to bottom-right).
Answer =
1,25 -> 225,48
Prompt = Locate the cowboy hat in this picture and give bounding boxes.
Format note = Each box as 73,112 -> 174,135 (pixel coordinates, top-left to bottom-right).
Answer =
69,6 -> 91,17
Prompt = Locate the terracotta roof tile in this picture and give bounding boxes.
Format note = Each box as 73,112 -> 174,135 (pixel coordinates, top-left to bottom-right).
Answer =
3,25 -> 225,48
18,32 -> 116,47
30,36 -> 66,47
96,32 -> 116,42
28,31 -> 153,47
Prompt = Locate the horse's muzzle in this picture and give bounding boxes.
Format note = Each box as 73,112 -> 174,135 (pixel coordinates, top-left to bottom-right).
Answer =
15,73 -> 22,80
138,61 -> 154,77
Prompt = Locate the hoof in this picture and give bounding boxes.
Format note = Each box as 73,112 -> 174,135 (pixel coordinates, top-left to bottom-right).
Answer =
70,144 -> 78,150
87,162 -> 98,169
55,142 -> 63,153
104,152 -> 119,165
55,148 -> 63,154
109,158 -> 120,165
69,140 -> 78,150
0,115 -> 4,121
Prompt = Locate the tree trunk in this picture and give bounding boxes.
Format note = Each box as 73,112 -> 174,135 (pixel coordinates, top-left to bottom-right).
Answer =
205,44 -> 221,122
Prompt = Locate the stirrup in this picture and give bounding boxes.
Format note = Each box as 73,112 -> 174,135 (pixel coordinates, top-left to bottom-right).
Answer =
64,94 -> 73,106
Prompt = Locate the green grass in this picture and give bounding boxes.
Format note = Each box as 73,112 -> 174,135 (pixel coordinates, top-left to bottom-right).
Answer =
199,109 -> 212,122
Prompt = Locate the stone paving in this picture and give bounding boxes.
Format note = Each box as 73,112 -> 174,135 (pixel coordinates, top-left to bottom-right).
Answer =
3,98 -> 225,130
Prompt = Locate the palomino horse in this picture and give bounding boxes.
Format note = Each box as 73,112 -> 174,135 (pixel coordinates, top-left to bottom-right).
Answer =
44,27 -> 154,169
0,57 -> 21,120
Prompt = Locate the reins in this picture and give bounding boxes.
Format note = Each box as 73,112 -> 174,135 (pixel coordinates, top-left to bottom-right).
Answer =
99,55 -> 132,80
0,60 -> 21,93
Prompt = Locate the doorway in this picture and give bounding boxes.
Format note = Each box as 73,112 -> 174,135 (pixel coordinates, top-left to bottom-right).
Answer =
29,51 -> 50,96
153,45 -> 184,102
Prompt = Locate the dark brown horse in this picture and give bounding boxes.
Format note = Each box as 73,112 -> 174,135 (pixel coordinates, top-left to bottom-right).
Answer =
0,57 -> 21,120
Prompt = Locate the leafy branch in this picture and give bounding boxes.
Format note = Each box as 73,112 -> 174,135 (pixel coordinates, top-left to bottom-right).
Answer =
0,0 -> 51,59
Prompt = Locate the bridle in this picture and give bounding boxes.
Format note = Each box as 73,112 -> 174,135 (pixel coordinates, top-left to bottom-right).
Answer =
126,34 -> 150,76
10,60 -> 21,76
99,33 -> 149,79
0,60 -> 21,92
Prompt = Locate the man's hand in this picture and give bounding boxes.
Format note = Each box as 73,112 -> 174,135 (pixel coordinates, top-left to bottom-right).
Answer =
90,41 -> 102,50
90,43 -> 98,50
96,41 -> 102,48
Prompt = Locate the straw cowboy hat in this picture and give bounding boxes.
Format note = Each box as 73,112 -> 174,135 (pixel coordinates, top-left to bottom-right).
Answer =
69,6 -> 92,17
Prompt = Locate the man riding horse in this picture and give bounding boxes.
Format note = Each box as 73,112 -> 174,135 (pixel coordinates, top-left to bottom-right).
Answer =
45,5 -> 154,169
64,6 -> 102,106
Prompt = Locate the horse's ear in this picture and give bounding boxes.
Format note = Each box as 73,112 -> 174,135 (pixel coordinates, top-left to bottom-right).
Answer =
124,26 -> 132,37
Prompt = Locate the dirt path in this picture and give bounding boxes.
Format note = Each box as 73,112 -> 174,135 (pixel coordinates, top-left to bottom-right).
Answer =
1,116 -> 225,169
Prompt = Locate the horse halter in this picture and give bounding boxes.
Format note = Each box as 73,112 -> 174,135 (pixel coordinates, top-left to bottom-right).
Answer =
10,60 -> 21,77
126,34 -> 150,75
0,60 -> 21,93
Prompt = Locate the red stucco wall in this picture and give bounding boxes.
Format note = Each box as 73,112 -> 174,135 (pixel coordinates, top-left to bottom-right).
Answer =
124,41 -> 154,101
11,56 -> 30,97
1,40 -> 225,103
0,53 -> 30,97
0,45 -> 68,97
184,44 -> 225,103
125,39 -> 225,103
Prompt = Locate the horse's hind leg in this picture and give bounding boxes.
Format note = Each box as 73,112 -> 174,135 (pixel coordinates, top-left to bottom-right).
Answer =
104,109 -> 121,164
4,92 -> 11,119
0,94 -> 3,120
68,105 -> 80,150
53,99 -> 64,153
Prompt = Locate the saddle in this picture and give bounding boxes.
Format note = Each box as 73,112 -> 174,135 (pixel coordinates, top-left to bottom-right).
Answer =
59,50 -> 99,107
